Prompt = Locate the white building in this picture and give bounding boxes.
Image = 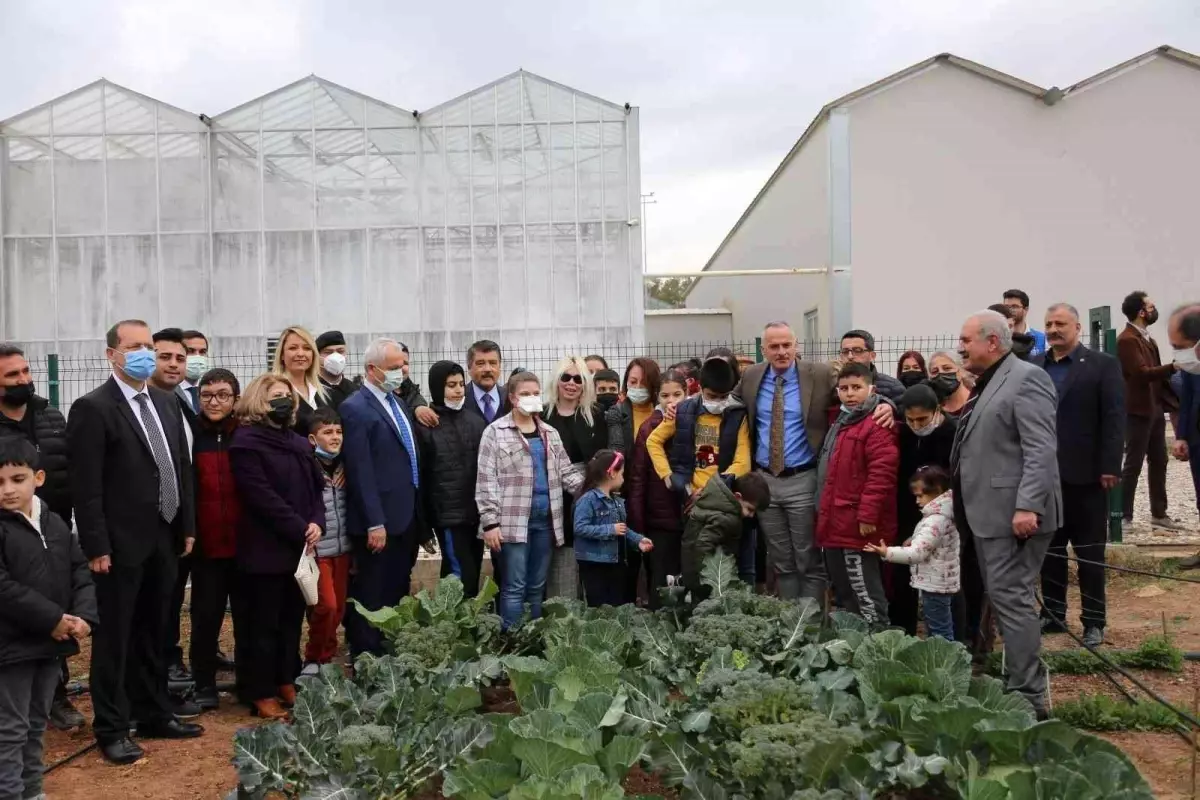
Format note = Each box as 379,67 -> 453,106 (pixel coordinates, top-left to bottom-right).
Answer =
0,72 -> 643,363
684,46 -> 1200,351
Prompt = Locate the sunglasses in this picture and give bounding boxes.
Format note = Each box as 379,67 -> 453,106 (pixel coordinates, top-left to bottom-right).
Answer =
559,373 -> 583,385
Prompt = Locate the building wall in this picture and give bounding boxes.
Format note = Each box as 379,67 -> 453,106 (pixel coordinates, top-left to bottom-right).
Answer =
643,309 -> 733,344
684,124 -> 831,342
847,56 -> 1200,340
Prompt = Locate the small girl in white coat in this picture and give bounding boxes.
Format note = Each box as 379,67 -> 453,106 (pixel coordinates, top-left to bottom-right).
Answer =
865,465 -> 960,640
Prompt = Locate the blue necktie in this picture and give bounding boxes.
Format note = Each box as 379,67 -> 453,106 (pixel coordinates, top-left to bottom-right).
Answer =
188,386 -> 200,414
481,392 -> 495,423
386,393 -> 420,488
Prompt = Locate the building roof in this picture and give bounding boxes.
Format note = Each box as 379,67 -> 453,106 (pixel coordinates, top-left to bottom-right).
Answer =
685,45 -> 1200,299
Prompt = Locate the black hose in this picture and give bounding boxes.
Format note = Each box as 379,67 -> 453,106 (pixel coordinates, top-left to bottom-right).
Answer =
44,741 -> 98,774
1049,648 -> 1200,661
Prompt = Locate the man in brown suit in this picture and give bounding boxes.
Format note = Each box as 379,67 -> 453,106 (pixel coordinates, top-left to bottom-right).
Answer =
1116,291 -> 1181,531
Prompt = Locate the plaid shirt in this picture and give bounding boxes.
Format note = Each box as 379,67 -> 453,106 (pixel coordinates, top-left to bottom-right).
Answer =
476,414 -> 583,545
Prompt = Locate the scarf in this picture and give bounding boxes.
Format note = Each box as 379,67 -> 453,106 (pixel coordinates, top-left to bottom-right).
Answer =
815,392 -> 882,507
318,454 -> 346,489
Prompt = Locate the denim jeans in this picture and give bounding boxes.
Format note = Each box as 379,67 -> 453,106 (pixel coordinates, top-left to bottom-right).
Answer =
922,591 -> 955,641
498,517 -> 553,629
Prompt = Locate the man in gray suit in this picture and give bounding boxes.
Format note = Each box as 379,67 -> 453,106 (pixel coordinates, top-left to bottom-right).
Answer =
951,309 -> 1062,717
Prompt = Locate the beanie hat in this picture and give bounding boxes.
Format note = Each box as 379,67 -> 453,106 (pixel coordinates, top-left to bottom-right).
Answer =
699,357 -> 737,394
315,330 -> 346,351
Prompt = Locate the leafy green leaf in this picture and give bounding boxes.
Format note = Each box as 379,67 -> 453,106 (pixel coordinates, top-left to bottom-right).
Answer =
700,549 -> 738,597
512,738 -> 594,779
442,758 -> 521,800
232,724 -> 295,793
598,734 -> 646,782
570,692 -> 626,730
681,709 -> 712,733
444,685 -> 483,714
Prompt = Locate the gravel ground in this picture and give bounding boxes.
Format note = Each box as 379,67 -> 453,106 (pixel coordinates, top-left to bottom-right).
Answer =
1124,430 -> 1199,544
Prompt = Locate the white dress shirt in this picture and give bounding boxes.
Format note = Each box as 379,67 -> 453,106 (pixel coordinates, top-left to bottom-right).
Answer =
365,380 -> 416,445
472,383 -> 501,414
114,373 -> 179,485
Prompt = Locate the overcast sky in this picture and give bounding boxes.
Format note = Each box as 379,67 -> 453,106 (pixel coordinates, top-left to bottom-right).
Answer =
2,1 -> 1197,275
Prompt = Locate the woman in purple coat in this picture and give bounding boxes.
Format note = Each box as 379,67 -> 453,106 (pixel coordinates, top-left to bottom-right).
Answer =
229,374 -> 324,720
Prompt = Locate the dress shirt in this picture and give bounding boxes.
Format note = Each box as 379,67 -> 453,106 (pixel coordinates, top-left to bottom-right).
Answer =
113,372 -> 179,487
753,363 -> 814,469
472,383 -> 501,415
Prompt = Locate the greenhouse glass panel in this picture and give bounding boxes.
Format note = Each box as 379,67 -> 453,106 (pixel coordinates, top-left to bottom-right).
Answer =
104,86 -> 156,133
106,135 -> 157,233
471,127 -> 498,224
422,228 -> 447,332
499,225 -> 527,330
56,237 -> 105,340
579,222 -> 605,327
263,156 -> 313,229
602,122 -> 627,220
576,122 -> 603,221
107,235 -> 158,322
552,223 -> 579,328
444,126 -> 470,226
53,137 -> 105,235
365,152 -> 416,226
2,238 -> 54,340
446,227 -> 473,331
213,132 -> 261,230
525,224 -> 553,328
549,123 -> 575,223
3,138 -> 52,236
498,125 -> 523,225
160,234 -> 211,330
211,233 -> 261,336
52,86 -> 103,135
524,124 -> 550,223
473,226 -> 500,330
368,228 -> 419,333
316,154 -> 368,228
420,128 -> 445,227
159,133 -> 208,232
263,231 -> 316,331
317,230 -> 366,332
605,223 -> 632,326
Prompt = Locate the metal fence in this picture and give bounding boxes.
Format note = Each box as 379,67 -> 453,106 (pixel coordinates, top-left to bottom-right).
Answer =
30,335 -> 959,414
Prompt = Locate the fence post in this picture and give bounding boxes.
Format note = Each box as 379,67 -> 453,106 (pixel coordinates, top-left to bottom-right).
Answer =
754,337 -> 763,363
47,354 -> 60,410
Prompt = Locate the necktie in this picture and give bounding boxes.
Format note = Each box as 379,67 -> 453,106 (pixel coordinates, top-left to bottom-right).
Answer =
768,374 -> 786,476
188,386 -> 200,414
386,393 -> 421,488
134,395 -> 179,523
481,392 -> 495,423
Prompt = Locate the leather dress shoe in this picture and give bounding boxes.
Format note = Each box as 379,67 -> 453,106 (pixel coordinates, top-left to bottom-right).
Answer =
167,661 -> 192,684
252,698 -> 289,720
100,737 -> 145,765
194,687 -> 221,711
215,649 -> 236,671
136,718 -> 204,739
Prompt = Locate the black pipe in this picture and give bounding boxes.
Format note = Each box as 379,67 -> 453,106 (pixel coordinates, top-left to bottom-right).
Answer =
1049,648 -> 1200,661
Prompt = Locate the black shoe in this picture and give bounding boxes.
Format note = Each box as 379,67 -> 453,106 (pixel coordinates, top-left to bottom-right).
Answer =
194,687 -> 220,711
168,661 -> 192,683
215,649 -> 236,672
171,698 -> 202,719
49,694 -> 85,730
135,718 -> 204,739
99,737 -> 145,765
1082,627 -> 1105,648
1040,617 -> 1067,635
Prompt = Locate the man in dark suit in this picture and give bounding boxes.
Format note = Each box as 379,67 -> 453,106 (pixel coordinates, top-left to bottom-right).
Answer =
340,337 -> 427,656
1168,304 -> 1200,568
462,339 -> 509,423
1036,304 -> 1125,646
67,320 -> 201,765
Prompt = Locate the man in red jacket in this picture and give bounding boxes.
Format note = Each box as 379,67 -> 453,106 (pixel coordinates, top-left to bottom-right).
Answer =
815,363 -> 900,626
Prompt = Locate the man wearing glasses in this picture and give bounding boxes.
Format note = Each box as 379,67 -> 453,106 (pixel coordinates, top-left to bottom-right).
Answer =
835,330 -> 906,403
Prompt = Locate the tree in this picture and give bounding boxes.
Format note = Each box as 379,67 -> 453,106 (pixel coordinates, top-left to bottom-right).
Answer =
646,277 -> 696,308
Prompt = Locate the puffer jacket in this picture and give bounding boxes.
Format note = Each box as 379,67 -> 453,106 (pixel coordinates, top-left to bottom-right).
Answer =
681,477 -> 744,588
815,412 -> 900,550
418,405 -> 487,529
604,400 -> 636,458
315,457 -> 351,558
872,368 -> 906,404
882,491 -> 960,594
0,396 -> 71,526
0,497 -> 98,667
626,410 -> 682,537
193,417 -> 241,560
572,488 -> 646,564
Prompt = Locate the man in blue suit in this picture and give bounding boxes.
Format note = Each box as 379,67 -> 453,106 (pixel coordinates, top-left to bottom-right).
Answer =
340,337 -> 427,656
1169,304 -> 1200,568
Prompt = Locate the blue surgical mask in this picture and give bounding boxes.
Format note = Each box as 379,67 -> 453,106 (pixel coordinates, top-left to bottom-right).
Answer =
314,446 -> 339,460
120,348 -> 156,382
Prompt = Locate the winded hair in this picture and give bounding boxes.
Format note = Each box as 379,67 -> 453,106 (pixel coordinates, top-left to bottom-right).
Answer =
972,310 -> 1013,350
308,406 -> 342,434
235,373 -> 296,427
837,361 -> 874,384
0,438 -> 39,471
733,472 -> 771,511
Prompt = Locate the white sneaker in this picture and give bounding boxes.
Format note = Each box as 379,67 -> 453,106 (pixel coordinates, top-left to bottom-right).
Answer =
300,662 -> 320,677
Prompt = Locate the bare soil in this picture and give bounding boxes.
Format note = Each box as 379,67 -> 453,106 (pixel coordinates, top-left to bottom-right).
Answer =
43,556 -> 1200,798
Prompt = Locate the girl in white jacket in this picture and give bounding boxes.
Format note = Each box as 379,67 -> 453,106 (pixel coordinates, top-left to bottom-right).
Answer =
865,465 -> 960,640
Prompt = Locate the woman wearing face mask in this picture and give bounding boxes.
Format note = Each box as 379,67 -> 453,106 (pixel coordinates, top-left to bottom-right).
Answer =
604,358 -> 662,458
542,357 -> 609,599
417,361 -> 487,597
927,351 -> 972,417
477,372 -> 583,629
271,326 -> 329,435
896,350 -> 928,389
625,370 -> 688,607
228,375 -> 324,719
892,383 -> 958,635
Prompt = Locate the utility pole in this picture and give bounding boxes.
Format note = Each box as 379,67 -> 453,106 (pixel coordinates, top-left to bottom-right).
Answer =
640,191 -> 656,273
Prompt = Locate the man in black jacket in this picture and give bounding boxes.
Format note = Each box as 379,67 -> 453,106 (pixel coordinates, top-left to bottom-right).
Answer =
316,330 -> 360,410
838,330 -> 905,403
67,319 -> 202,765
1036,303 -> 1125,647
0,344 -> 84,730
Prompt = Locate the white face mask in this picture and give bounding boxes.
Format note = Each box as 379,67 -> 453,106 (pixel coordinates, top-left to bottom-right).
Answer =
627,387 -> 650,405
185,355 -> 208,383
323,352 -> 347,377
1174,346 -> 1200,375
910,413 -> 943,437
702,398 -> 728,415
445,398 -> 466,411
517,395 -> 544,415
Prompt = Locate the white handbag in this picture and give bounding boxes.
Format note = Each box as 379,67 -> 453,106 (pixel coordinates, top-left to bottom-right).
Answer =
295,549 -> 320,606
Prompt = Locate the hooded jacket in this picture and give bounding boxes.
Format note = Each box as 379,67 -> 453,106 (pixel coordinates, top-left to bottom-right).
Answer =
0,395 -> 71,526
417,361 -> 488,530
681,476 -> 744,588
815,397 -> 900,550
0,497 -> 98,667
882,491 -> 960,594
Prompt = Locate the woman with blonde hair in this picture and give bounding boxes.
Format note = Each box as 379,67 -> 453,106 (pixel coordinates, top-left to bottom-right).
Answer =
541,356 -> 609,599
229,374 -> 324,719
271,326 -> 328,434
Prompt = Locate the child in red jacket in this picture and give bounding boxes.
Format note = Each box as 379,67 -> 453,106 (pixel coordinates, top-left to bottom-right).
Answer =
815,363 -> 899,627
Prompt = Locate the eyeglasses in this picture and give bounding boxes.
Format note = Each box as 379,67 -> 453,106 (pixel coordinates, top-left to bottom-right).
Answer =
839,347 -> 870,357
559,374 -> 583,385
200,391 -> 235,404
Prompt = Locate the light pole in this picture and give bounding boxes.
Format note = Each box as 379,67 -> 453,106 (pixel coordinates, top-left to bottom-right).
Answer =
640,191 -> 656,273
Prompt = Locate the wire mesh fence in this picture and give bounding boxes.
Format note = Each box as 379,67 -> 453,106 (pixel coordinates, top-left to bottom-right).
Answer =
29,335 -> 959,414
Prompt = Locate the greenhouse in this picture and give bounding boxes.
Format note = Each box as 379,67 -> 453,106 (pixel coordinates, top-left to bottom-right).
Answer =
0,72 -> 643,361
